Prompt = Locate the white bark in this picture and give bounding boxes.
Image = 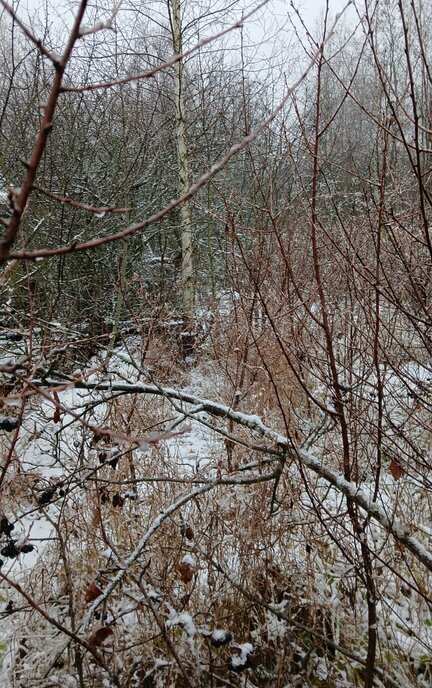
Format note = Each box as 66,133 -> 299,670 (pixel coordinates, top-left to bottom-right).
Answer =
171,0 -> 194,320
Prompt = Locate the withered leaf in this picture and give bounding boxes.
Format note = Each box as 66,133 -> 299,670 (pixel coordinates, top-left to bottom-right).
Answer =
178,562 -> 194,584
389,458 -> 404,480
85,581 -> 103,603
88,625 -> 114,647
180,524 -> 194,540
53,392 -> 61,423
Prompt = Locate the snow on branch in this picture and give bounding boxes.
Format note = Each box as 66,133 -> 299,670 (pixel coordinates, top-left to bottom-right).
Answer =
35,376 -> 432,574
6,1 -> 353,262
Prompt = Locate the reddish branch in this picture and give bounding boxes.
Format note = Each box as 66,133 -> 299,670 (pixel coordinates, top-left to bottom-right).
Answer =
33,185 -> 134,215
0,0 -> 89,264
0,0 -> 60,64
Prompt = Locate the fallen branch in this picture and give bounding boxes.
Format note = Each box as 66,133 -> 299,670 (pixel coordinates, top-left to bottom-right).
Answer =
33,375 -> 432,574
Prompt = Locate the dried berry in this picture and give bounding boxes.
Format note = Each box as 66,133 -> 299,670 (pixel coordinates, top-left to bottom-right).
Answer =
0,517 -> 14,536
1,542 -> 20,558
38,486 -> 57,505
20,544 -> 34,554
112,494 -> 124,508
0,416 -> 18,432
229,644 -> 253,672
95,611 -> 109,621
229,658 -> 251,673
211,630 -> 232,648
108,455 -> 119,469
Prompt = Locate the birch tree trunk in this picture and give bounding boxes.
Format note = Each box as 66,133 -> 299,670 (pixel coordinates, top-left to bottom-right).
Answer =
171,0 -> 194,323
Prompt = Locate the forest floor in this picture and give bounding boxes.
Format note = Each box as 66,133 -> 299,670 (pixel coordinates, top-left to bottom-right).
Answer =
1,334 -> 431,687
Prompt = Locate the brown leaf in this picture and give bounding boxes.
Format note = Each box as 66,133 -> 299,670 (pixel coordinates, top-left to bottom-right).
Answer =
178,562 -> 194,584
88,625 -> 114,647
389,458 -> 404,480
180,524 -> 194,540
53,392 -> 61,423
85,581 -> 103,603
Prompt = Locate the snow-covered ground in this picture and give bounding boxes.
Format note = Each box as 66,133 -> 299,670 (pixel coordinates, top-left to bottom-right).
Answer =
1,336 -> 431,686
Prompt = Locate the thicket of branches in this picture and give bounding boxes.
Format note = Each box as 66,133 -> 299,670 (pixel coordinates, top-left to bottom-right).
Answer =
1,1 -> 432,687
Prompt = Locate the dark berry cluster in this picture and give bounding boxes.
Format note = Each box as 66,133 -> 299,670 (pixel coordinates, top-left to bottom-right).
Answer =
0,515 -> 34,568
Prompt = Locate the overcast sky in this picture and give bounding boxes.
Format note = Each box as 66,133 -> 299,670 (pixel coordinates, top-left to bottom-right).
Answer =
16,0 -> 357,40
6,0 -> 359,85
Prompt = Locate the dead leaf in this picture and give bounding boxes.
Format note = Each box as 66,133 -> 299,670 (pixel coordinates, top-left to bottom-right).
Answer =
389,458 -> 404,480
180,524 -> 194,540
85,581 -> 103,603
88,625 -> 114,647
53,392 -> 61,423
178,562 -> 194,584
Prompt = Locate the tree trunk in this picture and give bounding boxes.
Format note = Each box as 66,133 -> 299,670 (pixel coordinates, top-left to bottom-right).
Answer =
171,0 -> 194,322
